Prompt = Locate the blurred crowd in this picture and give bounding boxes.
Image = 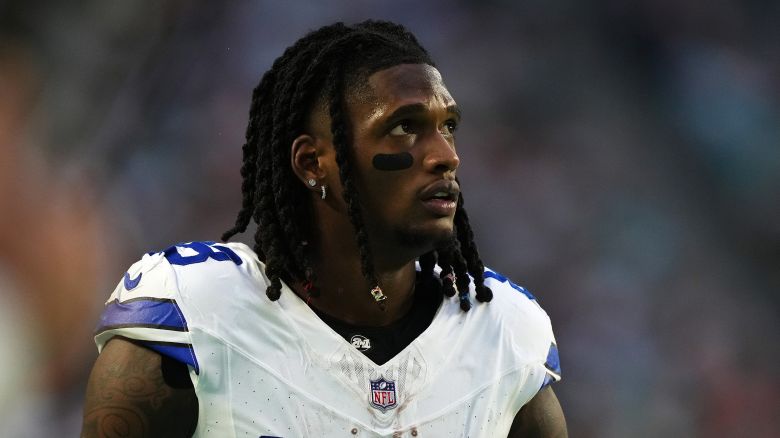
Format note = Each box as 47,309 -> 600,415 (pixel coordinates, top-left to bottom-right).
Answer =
0,1 -> 777,436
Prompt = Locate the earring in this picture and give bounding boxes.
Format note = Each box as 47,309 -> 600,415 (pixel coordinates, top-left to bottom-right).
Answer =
307,178 -> 317,187
321,185 -> 327,200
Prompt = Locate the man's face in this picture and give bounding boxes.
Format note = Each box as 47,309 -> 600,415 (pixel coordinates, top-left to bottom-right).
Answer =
345,63 -> 461,253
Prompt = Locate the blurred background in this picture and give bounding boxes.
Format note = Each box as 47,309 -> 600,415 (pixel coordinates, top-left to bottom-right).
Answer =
0,0 -> 778,436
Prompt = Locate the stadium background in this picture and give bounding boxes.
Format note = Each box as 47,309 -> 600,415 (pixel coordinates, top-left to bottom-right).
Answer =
1,1 -> 778,436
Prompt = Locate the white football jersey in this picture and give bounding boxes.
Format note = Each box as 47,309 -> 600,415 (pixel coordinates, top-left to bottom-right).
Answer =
95,241 -> 561,437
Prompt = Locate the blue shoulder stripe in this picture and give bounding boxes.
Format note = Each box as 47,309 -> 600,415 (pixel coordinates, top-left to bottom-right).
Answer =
95,298 -> 188,333
483,269 -> 536,300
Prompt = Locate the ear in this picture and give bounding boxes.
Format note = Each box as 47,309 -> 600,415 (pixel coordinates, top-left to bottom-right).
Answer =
291,134 -> 327,188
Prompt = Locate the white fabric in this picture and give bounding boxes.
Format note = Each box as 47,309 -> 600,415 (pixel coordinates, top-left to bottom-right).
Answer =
96,242 -> 559,437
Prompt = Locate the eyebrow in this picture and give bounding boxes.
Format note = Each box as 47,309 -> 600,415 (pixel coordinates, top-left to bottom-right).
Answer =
385,103 -> 462,122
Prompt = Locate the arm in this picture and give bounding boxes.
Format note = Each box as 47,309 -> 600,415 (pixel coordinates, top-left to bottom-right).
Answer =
508,386 -> 568,438
81,337 -> 198,438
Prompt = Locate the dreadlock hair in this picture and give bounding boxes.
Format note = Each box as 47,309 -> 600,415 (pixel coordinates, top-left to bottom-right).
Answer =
222,20 -> 493,310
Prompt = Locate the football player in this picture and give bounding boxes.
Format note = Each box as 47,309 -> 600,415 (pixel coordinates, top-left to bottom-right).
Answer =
82,20 -> 566,437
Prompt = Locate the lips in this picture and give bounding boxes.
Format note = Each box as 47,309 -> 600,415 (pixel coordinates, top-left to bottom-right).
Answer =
419,180 -> 459,216
419,179 -> 460,202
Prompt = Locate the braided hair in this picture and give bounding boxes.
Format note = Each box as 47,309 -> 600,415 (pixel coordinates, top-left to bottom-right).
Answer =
222,20 -> 492,310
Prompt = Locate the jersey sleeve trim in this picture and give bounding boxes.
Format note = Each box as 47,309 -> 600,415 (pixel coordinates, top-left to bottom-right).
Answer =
540,342 -> 562,388
95,290 -> 200,372
95,297 -> 189,334
95,326 -> 201,374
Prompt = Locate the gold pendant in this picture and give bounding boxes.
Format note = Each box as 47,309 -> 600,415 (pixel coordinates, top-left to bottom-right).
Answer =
370,286 -> 387,302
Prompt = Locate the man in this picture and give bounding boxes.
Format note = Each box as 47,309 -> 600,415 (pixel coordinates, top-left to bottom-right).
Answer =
82,20 -> 566,437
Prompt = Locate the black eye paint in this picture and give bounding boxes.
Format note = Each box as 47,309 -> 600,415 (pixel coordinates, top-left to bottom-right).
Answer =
372,152 -> 413,171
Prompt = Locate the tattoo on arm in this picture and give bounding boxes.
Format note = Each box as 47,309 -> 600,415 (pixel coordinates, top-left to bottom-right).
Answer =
82,337 -> 198,438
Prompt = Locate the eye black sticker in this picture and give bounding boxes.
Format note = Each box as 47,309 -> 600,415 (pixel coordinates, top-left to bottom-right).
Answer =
372,152 -> 413,171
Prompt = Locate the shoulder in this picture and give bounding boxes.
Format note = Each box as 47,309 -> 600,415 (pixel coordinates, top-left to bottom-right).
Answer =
94,241 -> 266,371
100,241 -> 261,312
142,240 -> 262,293
479,266 -> 561,385
480,267 -> 552,335
103,241 -> 259,298
153,240 -> 258,276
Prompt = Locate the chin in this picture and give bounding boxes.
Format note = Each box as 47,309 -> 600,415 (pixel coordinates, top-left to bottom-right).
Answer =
395,223 -> 455,252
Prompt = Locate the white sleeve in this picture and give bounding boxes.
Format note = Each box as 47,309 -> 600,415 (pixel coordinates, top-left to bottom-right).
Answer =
94,250 -> 199,373
483,268 -> 562,390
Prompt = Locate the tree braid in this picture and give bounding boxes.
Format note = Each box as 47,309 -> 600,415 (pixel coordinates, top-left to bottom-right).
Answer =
221,27 -> 333,244
454,188 -> 493,303
220,77 -> 271,243
328,67 -> 378,290
451,238 -> 474,311
221,20 -> 492,311
436,246 -> 458,298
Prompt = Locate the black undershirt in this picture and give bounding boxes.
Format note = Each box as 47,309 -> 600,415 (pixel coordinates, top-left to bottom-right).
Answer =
312,275 -> 443,366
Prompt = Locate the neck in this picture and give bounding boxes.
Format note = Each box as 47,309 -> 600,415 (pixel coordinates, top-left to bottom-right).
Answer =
293,208 -> 420,326
301,257 -> 418,326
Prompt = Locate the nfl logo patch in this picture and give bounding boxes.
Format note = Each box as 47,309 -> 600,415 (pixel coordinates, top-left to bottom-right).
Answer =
369,376 -> 397,412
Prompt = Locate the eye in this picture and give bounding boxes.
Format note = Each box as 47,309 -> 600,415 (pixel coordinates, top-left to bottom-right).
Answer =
389,120 -> 413,136
441,119 -> 458,135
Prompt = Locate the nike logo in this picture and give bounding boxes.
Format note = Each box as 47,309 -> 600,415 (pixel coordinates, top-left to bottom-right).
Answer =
124,272 -> 143,290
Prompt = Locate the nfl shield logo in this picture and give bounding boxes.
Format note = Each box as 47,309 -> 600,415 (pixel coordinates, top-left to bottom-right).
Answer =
369,376 -> 397,412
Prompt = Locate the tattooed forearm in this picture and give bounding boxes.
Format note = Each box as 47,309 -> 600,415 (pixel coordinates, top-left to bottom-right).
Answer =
82,337 -> 198,438
82,405 -> 149,438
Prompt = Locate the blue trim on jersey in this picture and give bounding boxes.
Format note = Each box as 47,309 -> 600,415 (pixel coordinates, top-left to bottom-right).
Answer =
545,343 -> 561,375
161,241 -> 243,266
123,271 -> 142,290
540,342 -> 561,389
483,269 -> 536,300
142,341 -> 200,374
96,298 -> 188,333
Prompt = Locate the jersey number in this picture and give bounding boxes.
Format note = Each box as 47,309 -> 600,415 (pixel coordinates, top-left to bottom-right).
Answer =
162,241 -> 243,266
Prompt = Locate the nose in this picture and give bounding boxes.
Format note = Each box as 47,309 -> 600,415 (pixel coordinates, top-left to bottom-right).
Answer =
422,132 -> 459,175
